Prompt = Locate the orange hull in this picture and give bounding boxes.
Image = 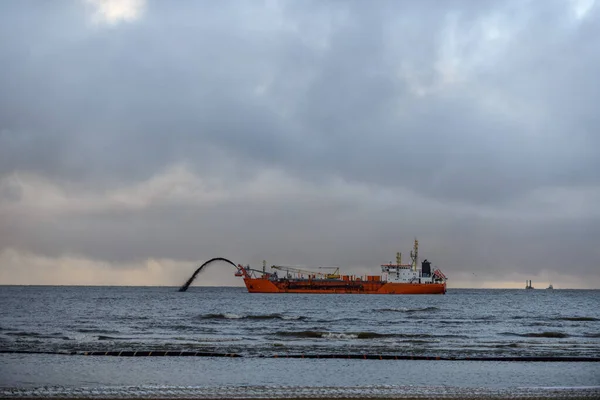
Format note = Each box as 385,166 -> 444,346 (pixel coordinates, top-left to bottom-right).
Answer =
243,278 -> 446,294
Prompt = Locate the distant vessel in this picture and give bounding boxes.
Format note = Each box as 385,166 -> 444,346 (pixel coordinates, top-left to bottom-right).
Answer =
547,284 -> 554,290
525,280 -> 534,289
234,239 -> 447,294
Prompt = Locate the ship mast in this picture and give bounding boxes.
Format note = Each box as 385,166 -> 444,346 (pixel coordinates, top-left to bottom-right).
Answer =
410,238 -> 419,272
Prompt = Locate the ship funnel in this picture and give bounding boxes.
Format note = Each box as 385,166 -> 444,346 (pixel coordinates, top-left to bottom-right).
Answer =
421,259 -> 431,276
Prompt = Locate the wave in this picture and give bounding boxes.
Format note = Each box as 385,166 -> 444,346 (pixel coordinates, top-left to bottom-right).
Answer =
116,316 -> 149,321
97,335 -> 137,341
98,335 -> 118,340
0,326 -> 16,332
176,325 -> 218,333
152,324 -> 218,333
584,333 -> 600,338
374,307 -> 440,313
511,316 -> 599,322
200,313 -> 243,320
6,331 -> 70,340
500,331 -> 570,338
275,330 -> 391,339
494,343 -> 520,348
275,330 -> 326,338
556,317 -> 599,322
320,317 -> 364,323
435,317 -> 495,324
401,339 -> 435,344
324,332 -> 362,339
76,329 -> 120,334
274,331 -> 464,340
199,313 -> 306,321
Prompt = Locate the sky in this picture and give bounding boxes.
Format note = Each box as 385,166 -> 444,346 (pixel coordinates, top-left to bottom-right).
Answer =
0,0 -> 599,289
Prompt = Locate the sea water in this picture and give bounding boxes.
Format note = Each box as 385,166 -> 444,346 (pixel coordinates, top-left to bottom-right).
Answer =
1,286 -> 599,398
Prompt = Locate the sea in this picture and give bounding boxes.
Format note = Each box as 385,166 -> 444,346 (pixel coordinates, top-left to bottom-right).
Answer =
1,286 -> 599,399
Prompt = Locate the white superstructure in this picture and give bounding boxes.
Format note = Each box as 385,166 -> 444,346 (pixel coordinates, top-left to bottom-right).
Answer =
380,239 -> 446,284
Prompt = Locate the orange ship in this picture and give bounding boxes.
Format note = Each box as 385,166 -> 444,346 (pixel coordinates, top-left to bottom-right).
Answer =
234,239 -> 447,294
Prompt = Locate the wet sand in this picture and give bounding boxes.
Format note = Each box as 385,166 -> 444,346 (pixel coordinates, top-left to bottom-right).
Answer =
3,386 -> 600,400
5,397 -> 600,400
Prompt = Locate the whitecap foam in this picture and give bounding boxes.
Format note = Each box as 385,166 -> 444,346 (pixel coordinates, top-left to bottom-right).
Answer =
321,332 -> 358,339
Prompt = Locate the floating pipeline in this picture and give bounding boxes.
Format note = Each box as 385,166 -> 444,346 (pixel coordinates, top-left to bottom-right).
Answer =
1,350 -> 599,362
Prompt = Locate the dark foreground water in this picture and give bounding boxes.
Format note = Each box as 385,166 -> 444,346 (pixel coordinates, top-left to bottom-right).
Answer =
1,286 -> 599,398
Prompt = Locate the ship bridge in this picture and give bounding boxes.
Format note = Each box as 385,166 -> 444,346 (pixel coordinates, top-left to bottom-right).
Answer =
380,240 -> 446,284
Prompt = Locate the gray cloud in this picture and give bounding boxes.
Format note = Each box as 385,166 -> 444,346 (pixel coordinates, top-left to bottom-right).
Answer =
0,0 -> 599,286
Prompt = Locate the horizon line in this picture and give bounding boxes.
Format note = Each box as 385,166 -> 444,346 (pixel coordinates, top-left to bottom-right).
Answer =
0,284 -> 596,290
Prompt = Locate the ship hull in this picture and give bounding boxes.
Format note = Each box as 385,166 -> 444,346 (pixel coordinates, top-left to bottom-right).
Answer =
243,278 -> 446,294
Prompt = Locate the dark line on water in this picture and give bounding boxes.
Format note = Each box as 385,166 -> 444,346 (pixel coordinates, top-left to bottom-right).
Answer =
1,350 -> 599,362
500,331 -> 571,338
178,257 -> 238,292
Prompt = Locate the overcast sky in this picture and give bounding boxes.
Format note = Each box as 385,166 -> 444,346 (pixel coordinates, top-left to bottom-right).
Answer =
1,0 -> 599,288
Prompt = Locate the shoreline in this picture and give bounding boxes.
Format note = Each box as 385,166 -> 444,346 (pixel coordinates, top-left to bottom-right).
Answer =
2,350 -> 599,362
3,396 -> 600,400
3,386 -> 600,400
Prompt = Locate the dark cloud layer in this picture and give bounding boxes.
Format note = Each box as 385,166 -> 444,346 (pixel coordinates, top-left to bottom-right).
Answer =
0,0 -> 599,286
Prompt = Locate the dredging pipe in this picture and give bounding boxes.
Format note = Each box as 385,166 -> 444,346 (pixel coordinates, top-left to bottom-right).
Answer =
178,257 -> 238,292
